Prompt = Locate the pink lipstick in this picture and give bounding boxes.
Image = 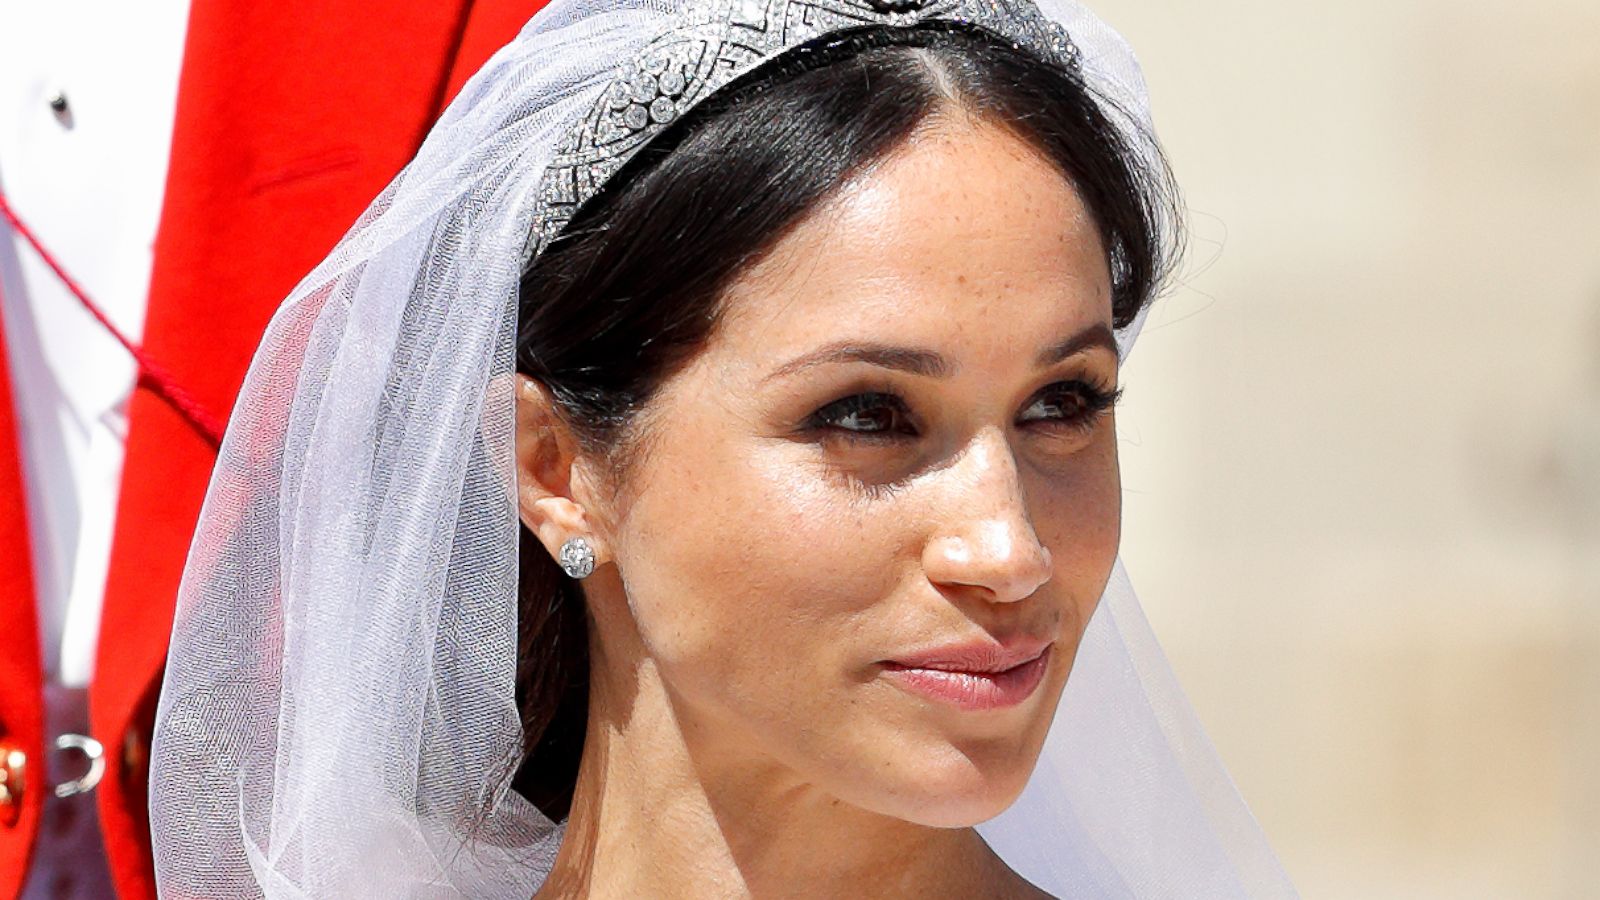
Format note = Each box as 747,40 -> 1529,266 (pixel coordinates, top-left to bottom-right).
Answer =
880,637 -> 1052,711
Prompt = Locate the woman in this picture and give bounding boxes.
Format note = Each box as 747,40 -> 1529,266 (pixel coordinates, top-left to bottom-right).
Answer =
149,0 -> 1295,896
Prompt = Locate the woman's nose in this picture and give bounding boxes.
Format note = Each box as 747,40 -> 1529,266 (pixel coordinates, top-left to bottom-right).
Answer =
920,432 -> 1053,604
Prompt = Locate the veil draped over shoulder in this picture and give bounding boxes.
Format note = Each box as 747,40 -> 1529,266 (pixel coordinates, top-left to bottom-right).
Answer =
147,0 -> 1297,896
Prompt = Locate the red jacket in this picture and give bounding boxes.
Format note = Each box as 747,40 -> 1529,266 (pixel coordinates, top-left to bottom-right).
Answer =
0,1 -> 544,894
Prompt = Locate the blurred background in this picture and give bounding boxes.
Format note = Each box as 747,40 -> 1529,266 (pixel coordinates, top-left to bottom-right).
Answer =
1101,1 -> 1600,897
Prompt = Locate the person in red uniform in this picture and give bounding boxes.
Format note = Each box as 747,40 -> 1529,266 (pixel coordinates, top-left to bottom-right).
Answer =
0,1 -> 545,895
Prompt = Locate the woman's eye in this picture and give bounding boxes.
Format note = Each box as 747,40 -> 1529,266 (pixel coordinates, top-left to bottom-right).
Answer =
1018,380 -> 1122,430
809,392 -> 915,439
807,382 -> 1118,443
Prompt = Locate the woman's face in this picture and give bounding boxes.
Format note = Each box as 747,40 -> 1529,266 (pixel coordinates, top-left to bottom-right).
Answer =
593,115 -> 1121,827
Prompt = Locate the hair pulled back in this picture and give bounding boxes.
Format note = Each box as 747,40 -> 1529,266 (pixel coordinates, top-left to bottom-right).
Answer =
511,22 -> 1180,818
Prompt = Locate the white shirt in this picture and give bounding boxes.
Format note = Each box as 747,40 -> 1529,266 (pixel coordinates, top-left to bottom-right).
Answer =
0,0 -> 191,688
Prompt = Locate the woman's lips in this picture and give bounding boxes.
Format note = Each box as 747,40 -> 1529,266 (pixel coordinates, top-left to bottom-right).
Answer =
880,642 -> 1053,711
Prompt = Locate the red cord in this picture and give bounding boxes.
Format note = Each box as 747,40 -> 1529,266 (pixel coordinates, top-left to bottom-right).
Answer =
0,189 -> 224,449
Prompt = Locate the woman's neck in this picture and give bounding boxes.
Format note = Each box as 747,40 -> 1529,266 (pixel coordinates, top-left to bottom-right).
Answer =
532,653 -> 1041,899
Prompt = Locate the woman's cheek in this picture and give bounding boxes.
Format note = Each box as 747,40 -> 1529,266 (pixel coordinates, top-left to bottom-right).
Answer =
651,456 -> 900,705
1032,443 -> 1121,611
619,446 -> 819,670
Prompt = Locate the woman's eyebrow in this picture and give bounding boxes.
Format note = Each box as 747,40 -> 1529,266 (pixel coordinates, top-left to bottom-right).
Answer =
1036,322 -> 1118,367
763,322 -> 1118,384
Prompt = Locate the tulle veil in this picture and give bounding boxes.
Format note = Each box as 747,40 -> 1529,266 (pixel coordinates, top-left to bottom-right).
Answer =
148,0 -> 1297,895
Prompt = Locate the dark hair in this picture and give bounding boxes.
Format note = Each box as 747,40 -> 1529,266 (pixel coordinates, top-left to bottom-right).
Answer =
510,22 -> 1180,819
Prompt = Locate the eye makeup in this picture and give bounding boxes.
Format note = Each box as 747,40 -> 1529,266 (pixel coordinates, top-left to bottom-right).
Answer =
803,378 -> 1121,445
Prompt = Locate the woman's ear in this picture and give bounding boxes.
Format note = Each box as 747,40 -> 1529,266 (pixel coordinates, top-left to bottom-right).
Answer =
514,373 -> 609,568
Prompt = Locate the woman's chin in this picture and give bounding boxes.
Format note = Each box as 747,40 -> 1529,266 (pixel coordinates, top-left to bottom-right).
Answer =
852,747 -> 1039,828
891,783 -> 1031,829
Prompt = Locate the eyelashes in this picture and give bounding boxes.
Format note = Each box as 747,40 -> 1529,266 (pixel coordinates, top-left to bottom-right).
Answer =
804,380 -> 1122,445
807,392 -> 918,439
800,381 -> 1121,503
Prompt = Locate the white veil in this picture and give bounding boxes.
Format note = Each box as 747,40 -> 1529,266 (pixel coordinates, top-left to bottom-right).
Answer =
147,0 -> 1297,896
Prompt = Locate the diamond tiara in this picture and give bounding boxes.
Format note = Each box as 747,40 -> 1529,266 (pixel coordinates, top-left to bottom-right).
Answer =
522,0 -> 1081,268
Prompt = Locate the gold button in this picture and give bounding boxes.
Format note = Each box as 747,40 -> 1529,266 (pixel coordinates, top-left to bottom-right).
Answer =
0,743 -> 25,827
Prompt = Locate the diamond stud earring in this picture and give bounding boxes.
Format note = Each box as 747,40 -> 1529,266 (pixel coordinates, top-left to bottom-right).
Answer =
558,536 -> 596,579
